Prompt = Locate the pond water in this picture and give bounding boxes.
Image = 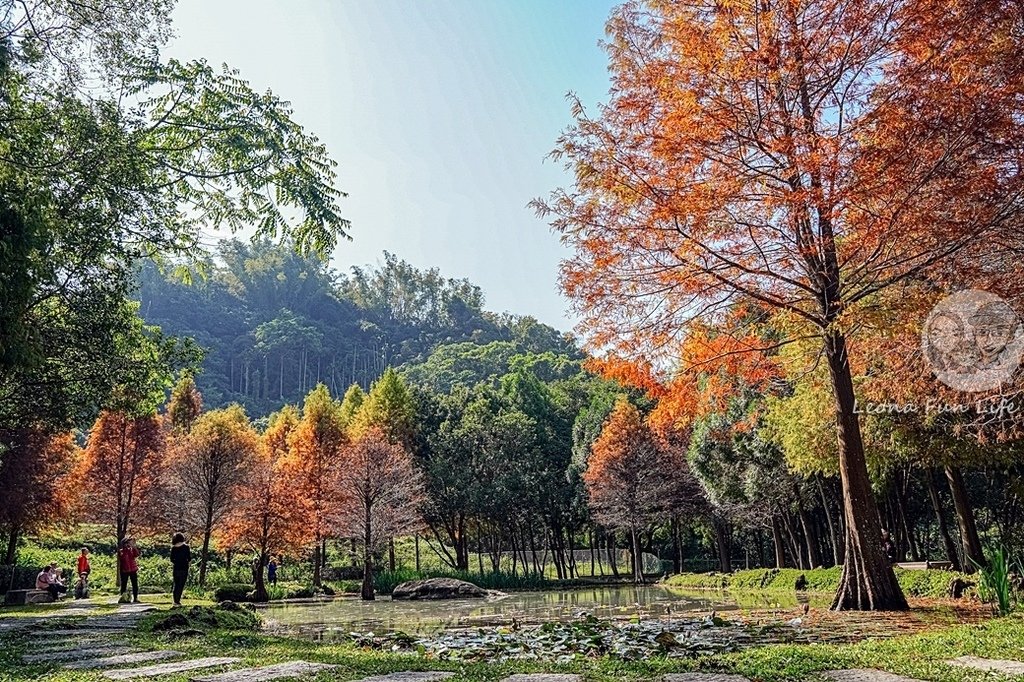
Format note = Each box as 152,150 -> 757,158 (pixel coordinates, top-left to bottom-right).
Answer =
258,585 -> 799,638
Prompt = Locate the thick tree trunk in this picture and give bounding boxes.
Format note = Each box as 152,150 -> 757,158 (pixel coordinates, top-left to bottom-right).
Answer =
713,518 -> 732,573
253,551 -> 269,602
926,468 -> 962,571
945,465 -> 985,572
312,537 -> 322,587
825,331 -> 907,611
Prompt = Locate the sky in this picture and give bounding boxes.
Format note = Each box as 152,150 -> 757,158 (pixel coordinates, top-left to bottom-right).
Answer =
167,0 -> 620,332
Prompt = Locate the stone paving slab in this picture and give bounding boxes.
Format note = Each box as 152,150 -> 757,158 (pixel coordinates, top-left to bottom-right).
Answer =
29,628 -> 127,636
23,646 -> 132,663
659,671 -> 749,675
352,674 -> 456,682
948,656 -> 1024,676
823,671 -> 924,682
192,661 -> 338,682
501,676 -> 582,682
67,650 -> 184,670
103,657 -> 241,680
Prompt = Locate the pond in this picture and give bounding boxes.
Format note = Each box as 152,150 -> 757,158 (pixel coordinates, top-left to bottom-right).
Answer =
257,584 -> 800,638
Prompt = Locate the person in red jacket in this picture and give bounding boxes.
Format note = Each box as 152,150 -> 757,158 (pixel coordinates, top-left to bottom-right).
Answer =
118,537 -> 141,603
75,546 -> 91,599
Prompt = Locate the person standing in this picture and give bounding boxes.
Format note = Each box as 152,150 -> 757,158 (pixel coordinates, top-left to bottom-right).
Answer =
118,537 -> 141,603
169,533 -> 191,607
267,556 -> 278,586
75,547 -> 91,599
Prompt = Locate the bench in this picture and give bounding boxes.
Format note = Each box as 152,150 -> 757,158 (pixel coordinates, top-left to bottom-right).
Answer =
4,589 -> 55,606
895,560 -> 954,571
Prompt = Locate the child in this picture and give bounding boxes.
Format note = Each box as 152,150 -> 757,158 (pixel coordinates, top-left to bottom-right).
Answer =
75,546 -> 91,599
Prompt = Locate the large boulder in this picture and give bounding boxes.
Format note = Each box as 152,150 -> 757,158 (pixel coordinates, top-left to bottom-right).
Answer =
391,577 -> 488,600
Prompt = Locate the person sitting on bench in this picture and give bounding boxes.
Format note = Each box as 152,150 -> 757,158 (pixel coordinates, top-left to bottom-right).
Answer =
36,563 -> 67,599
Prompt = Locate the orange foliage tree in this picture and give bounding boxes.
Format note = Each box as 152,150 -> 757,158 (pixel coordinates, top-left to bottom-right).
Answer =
0,428 -> 79,564
584,398 -> 680,583
338,426 -> 425,600
279,384 -> 347,586
535,0 -> 1024,610
220,406 -> 304,601
172,405 -> 258,586
79,410 -> 165,578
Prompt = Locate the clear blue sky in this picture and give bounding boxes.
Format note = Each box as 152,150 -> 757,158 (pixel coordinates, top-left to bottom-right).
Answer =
167,0 -> 619,331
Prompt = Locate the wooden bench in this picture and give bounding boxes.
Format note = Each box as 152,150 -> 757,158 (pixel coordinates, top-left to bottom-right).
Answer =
4,589 -> 55,606
896,560 -> 954,571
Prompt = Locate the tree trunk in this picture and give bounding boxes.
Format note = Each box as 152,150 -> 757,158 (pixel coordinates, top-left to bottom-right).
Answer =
388,538 -> 396,572
199,519 -> 213,587
4,526 -> 19,565
796,499 -> 820,569
312,538 -> 322,587
825,331 -> 907,611
362,505 -> 375,600
607,531 -> 619,578
630,525 -> 643,583
782,513 -> 805,569
713,518 -> 732,573
253,552 -> 269,602
818,479 -> 841,566
771,517 -> 786,569
894,474 -> 921,561
926,468 -> 962,571
415,534 -> 421,573
945,465 -> 985,572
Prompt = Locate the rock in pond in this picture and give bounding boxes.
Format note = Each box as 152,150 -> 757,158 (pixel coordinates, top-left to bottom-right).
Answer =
391,578 -> 488,600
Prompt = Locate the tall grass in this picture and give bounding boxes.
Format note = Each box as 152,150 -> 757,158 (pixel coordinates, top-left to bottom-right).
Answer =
974,548 -> 1015,616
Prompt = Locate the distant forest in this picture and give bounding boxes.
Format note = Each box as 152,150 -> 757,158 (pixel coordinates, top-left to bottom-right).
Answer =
138,241 -> 581,416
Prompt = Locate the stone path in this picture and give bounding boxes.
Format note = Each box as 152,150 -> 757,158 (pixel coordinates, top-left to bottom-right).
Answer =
659,671 -> 749,675
102,656 -> 241,680
22,645 -> 132,663
823,671 -> 923,682
192,661 -> 338,682
948,655 -> 1024,676
352,671 -> 456,675
501,676 -> 580,682
66,650 -> 185,670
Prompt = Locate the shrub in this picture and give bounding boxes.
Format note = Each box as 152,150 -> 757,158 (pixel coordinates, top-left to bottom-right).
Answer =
213,583 -> 254,602
146,605 -> 259,633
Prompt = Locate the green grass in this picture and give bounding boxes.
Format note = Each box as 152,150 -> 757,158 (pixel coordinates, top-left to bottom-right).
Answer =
664,567 -> 974,600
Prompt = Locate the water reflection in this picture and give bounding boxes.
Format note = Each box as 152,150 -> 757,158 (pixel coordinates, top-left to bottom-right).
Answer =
259,585 -> 763,638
